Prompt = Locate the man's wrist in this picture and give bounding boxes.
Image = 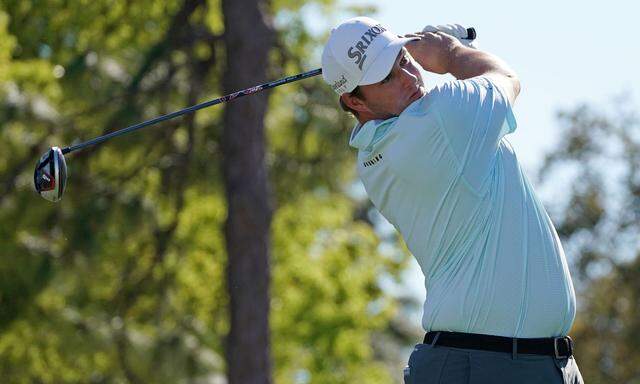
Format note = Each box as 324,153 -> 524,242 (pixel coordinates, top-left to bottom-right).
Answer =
442,37 -> 464,75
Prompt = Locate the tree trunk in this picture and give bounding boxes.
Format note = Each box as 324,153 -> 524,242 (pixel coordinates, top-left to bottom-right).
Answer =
221,0 -> 274,383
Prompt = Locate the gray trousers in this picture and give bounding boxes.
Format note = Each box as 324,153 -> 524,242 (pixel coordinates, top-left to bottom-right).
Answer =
404,343 -> 584,383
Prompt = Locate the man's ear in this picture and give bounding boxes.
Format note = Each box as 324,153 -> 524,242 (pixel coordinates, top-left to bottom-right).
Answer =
340,92 -> 370,115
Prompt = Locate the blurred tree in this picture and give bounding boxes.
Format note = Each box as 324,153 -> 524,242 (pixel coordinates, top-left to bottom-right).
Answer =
221,0 -> 274,382
0,1 -> 411,383
538,97 -> 640,383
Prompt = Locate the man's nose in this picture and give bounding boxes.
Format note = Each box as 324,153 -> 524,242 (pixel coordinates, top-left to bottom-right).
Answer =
399,67 -> 417,86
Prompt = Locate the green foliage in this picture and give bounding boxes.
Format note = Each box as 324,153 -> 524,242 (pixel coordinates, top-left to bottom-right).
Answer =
272,194 -> 400,383
540,98 -> 640,383
0,0 -> 410,382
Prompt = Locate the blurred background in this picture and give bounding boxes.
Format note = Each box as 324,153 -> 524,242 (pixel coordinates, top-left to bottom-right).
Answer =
1,0 -> 638,383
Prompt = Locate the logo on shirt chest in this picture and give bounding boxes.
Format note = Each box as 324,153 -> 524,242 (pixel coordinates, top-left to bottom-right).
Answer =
363,153 -> 383,168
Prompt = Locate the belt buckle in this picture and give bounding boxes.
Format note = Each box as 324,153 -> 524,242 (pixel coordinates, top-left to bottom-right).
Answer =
553,336 -> 573,359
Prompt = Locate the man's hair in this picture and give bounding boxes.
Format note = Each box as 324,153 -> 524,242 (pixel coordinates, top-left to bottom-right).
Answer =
339,86 -> 363,117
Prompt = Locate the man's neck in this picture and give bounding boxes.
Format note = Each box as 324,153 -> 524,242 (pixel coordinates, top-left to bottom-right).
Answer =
357,110 -> 394,125
356,112 -> 376,125
356,117 -> 369,125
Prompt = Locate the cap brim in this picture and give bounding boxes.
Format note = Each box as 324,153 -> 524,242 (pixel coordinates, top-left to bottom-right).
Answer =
359,36 -> 419,86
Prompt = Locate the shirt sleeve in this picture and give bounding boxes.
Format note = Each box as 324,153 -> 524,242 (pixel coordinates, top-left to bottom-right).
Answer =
430,76 -> 517,190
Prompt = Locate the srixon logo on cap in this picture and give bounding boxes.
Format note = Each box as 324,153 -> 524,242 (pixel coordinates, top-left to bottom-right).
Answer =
347,24 -> 387,70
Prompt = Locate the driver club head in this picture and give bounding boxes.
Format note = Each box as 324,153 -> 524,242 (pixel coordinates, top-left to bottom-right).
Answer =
34,146 -> 67,202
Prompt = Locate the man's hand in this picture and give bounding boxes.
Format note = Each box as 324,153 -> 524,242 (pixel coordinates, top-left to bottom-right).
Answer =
404,31 -> 461,74
422,24 -> 478,48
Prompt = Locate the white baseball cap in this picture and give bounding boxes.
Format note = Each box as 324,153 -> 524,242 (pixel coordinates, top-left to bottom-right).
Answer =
322,17 -> 417,95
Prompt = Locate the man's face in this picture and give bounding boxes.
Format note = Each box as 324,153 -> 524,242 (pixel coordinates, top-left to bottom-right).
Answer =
346,48 -> 426,120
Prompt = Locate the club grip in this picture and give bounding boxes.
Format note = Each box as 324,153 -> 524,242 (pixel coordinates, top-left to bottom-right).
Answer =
466,27 -> 477,40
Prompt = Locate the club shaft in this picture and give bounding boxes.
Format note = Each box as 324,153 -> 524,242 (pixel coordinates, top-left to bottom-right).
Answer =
62,68 -> 323,155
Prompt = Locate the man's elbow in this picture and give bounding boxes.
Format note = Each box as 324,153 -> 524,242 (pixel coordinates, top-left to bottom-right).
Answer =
485,71 -> 521,104
510,74 -> 521,99
502,72 -> 521,105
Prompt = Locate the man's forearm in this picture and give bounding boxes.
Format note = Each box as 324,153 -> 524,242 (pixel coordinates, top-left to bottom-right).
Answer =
407,32 -> 517,80
446,44 -> 521,104
447,45 -> 517,81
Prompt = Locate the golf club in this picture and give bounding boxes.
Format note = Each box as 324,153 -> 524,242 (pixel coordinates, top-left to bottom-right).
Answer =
34,68 -> 323,202
34,25 -> 477,203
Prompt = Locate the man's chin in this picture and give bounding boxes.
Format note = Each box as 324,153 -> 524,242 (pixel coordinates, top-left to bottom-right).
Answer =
402,91 -> 422,109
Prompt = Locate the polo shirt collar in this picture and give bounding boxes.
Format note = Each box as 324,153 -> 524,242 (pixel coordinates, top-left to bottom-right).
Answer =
349,118 -> 396,150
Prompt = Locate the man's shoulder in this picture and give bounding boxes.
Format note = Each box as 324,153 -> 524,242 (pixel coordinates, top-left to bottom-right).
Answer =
422,76 -> 509,127
428,77 -> 495,101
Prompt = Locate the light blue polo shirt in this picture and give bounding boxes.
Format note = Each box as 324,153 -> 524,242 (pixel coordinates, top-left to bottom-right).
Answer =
349,77 -> 576,338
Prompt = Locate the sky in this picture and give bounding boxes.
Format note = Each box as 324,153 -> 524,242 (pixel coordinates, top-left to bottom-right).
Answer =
305,0 -> 640,322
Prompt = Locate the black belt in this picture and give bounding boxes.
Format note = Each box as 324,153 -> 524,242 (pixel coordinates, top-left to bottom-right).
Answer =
423,331 -> 574,359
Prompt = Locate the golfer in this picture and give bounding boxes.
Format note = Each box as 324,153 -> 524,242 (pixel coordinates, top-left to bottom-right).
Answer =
321,17 -> 583,383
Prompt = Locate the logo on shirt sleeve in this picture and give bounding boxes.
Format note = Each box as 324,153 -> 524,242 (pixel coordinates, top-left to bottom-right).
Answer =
363,153 -> 383,168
